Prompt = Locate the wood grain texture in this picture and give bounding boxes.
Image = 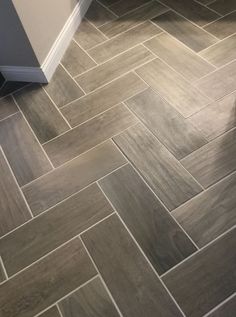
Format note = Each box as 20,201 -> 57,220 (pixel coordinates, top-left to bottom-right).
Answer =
145,33 -> 215,82
62,72 -> 148,126
152,10 -> 217,52
113,123 -> 202,210
0,184 -> 112,276
59,276 -> 120,317
209,0 -> 236,15
76,45 -> 154,93
44,104 -> 137,166
204,11 -> 236,39
0,96 -> 18,121
23,140 -> 126,215
85,0 -> 116,27
88,21 -> 161,63
126,88 -> 207,159
44,65 -> 84,108
0,239 -> 96,317
99,164 -> 196,275
136,58 -> 210,117
181,129 -> 236,188
38,307 -> 61,317
162,228 -> 236,317
207,295 -> 236,317
14,83 -> 69,143
108,0 -> 150,16
172,172 -> 236,247
0,149 -> 31,237
82,214 -> 183,317
0,113 -> 52,186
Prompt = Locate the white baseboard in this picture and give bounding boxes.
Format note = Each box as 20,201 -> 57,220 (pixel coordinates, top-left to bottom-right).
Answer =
0,0 -> 92,83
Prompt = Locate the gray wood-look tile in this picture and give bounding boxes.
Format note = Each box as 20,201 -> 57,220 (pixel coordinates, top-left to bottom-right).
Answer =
204,11 -> 236,39
76,45 -> 154,93
99,1 -> 169,38
99,0 -> 121,7
88,21 -> 162,63
181,129 -> 236,188
108,0 -> 150,16
23,140 -> 126,215
0,81 -> 28,98
195,60 -> 236,100
82,214 -> 183,317
61,41 -> 96,77
145,33 -> 215,82
209,0 -> 236,15
0,113 -> 52,186
136,58 -> 210,117
62,72 -> 147,126
188,91 -> 236,141
86,0 -> 116,27
0,184 -> 112,276
0,96 -> 18,121
172,172 -> 236,247
0,149 -> 31,237
126,88 -> 207,159
59,276 -> 120,317
38,307 -> 61,317
162,228 -> 236,317
207,294 -> 236,317
0,239 -> 96,317
113,123 -> 202,210
152,10 -> 217,52
44,104 -> 137,167
14,84 -> 69,143
197,0 -> 214,4
44,65 -> 84,108
99,164 -> 197,275
0,262 -> 6,284
74,19 -> 107,50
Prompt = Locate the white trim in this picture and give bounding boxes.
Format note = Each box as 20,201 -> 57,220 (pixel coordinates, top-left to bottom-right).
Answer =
0,0 -> 92,83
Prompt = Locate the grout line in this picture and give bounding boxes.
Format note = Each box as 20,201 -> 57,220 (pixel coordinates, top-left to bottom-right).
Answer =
203,292 -> 236,317
59,62 -> 87,95
193,0 -> 223,17
0,110 -> 20,123
56,304 -> 64,317
0,78 -> 6,91
0,82 -> 32,101
198,31 -> 236,54
84,17 -> 110,40
72,38 -> 98,65
0,256 -> 8,280
96,0 -> 119,17
203,9 -> 236,28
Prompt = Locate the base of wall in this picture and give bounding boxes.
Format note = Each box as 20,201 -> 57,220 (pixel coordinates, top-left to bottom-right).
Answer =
0,0 -> 92,83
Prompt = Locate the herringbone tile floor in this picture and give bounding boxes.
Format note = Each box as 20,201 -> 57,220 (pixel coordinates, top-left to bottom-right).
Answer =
0,1 -> 236,316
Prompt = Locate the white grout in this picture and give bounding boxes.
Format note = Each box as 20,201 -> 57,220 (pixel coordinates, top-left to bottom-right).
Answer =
0,109 -> 19,123
0,82 -> 32,101
72,38 -> 98,65
193,0 -> 223,17
203,292 -> 236,317
59,62 -> 87,95
56,304 -> 64,317
198,32 -> 236,54
84,17 -> 110,40
0,256 -> 8,281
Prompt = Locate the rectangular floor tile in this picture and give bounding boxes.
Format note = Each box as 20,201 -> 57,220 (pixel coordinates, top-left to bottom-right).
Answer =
88,21 -> 161,63
204,11 -> 236,39
209,0 -> 236,15
99,164 -> 196,274
145,33 -> 215,82
0,81 -> 28,98
126,88 -> 207,159
0,149 -> 31,237
38,307 -> 61,317
152,10 -> 217,52
59,276 -> 120,317
0,96 -> 18,121
76,45 -> 154,93
23,140 -> 126,215
162,228 -> 236,317
172,172 -> 236,247
82,214 -> 183,317
0,113 -> 52,186
99,0 -> 120,6
62,72 -> 147,126
44,65 -> 84,108
44,104 -> 137,166
195,60 -> 236,100
0,239 -> 96,317
136,58 -> 210,117
181,129 -> 236,188
0,262 -> 6,284
113,123 -> 202,210
207,294 -> 236,317
14,84 -> 69,143
0,184 -> 112,276
108,0 -> 150,16
188,91 -> 236,141
61,41 -> 96,77
99,1 -> 169,38
86,0 -> 116,27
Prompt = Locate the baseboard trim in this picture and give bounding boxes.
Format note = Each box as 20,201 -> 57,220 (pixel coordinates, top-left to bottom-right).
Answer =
0,0 -> 92,83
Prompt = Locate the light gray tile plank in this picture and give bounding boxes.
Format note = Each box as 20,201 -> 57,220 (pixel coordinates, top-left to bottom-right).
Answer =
86,0 -> 116,27
0,96 -> 18,121
38,307 -> 61,317
204,11 -> 236,39
109,0 -> 150,16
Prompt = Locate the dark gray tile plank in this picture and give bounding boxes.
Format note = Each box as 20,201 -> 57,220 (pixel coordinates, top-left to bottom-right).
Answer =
126,88 -> 207,159
99,164 -> 197,275
181,129 -> 236,188
0,96 -> 18,121
209,0 -> 236,15
207,294 -> 236,317
0,149 -> 31,237
0,73 -> 4,88
99,0 -> 120,6
0,239 -> 96,317
204,11 -> 236,39
162,228 -> 236,317
76,45 -> 154,93
0,82 -> 28,98
59,276 -> 120,317
0,113 -> 52,186
86,0 -> 116,27
109,0 -> 150,16
152,10 -> 217,52
44,104 -> 137,167
0,261 -> 6,284
113,123 -> 202,210
14,84 -> 69,143
82,214 -> 183,317
0,184 -> 112,276
38,306 -> 61,317
23,140 -> 126,215
62,72 -> 148,126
